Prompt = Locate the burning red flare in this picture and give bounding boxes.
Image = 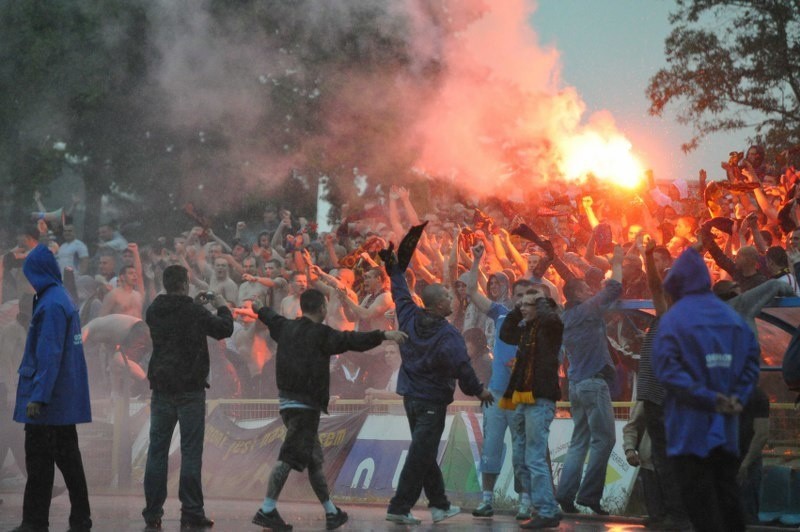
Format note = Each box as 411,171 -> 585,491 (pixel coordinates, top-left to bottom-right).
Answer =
560,131 -> 645,189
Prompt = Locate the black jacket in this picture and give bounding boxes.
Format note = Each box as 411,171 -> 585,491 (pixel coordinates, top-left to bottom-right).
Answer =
257,307 -> 385,412
499,298 -> 563,402
146,294 -> 234,393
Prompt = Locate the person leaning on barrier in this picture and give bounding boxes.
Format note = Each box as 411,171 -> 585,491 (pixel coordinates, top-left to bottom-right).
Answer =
249,288 -> 408,531
141,265 -> 234,531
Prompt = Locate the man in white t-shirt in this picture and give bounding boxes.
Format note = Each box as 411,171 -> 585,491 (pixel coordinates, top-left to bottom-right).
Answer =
56,224 -> 89,275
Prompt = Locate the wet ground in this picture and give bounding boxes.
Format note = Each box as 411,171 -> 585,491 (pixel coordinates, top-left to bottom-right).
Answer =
0,492 -> 792,531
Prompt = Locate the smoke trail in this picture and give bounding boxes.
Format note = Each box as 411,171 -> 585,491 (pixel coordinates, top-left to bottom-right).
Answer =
144,0 -> 641,210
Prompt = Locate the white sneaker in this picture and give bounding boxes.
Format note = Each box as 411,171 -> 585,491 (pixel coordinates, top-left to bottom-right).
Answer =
386,512 -> 422,525
431,505 -> 460,523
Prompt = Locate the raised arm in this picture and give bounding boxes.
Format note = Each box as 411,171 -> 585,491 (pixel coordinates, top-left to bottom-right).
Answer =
499,227 -> 526,273
465,243 -> 492,315
323,233 -> 340,268
128,243 -> 145,294
582,196 -> 600,229
584,229 -> 611,271
309,264 -> 337,298
700,225 -> 737,278
643,239 -> 667,316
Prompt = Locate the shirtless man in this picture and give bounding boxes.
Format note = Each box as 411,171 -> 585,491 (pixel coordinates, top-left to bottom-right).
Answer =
209,257 -> 239,305
242,258 -> 288,314
238,256 -> 268,307
309,265 -> 357,331
279,271 -> 307,318
99,265 -> 144,319
340,267 -> 394,332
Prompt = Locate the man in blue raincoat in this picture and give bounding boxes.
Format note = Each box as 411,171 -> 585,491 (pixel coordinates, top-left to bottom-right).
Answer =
653,246 -> 760,532
12,244 -> 92,532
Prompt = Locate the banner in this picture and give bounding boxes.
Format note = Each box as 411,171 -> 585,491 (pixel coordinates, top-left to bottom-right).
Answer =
332,414 -> 455,500
440,411 -> 482,497
549,418 -> 638,515
152,408 -> 368,499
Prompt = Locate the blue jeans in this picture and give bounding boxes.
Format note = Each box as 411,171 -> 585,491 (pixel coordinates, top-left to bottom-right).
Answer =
556,377 -> 615,506
518,399 -> 558,518
480,390 -> 529,494
143,390 -> 207,522
387,397 -> 450,515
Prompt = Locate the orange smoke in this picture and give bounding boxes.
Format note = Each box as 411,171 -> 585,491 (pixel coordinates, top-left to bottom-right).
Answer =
413,0 -> 647,195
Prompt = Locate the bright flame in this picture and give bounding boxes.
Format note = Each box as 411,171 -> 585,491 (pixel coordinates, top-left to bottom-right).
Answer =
561,131 -> 645,189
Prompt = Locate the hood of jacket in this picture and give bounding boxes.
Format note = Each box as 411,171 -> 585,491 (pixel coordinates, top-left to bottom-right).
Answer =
414,310 -> 448,339
23,244 -> 62,295
488,271 -> 511,306
663,247 -> 710,302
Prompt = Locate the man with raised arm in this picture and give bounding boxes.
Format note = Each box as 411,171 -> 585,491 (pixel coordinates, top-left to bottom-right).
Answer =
250,289 -> 407,531
381,223 -> 493,526
465,241 -> 534,520
555,245 -> 624,516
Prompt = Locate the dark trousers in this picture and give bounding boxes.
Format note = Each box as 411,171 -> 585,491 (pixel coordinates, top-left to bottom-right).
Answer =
143,390 -> 206,523
22,424 -> 91,528
672,449 -> 746,532
640,468 -> 666,521
387,397 -> 449,515
739,457 -> 762,525
643,400 -> 689,523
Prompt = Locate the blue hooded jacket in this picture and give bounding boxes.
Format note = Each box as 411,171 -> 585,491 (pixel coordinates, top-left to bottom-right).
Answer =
390,271 -> 484,404
14,245 -> 91,425
652,247 -> 759,458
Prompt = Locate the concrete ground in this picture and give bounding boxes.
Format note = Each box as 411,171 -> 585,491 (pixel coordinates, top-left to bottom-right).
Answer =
0,491 -> 793,531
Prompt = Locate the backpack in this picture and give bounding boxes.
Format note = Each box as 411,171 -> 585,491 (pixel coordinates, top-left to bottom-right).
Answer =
781,327 -> 800,391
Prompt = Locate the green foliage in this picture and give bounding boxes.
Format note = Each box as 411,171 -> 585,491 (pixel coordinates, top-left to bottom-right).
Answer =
646,0 -> 800,154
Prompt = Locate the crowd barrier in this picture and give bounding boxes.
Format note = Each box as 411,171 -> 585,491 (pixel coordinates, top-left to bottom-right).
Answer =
46,397 -> 797,520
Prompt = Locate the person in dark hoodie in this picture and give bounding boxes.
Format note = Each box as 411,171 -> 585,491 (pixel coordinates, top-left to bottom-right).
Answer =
12,244 -> 92,532
381,224 -> 494,526
142,265 -> 234,531
250,288 -> 407,531
652,247 -> 760,532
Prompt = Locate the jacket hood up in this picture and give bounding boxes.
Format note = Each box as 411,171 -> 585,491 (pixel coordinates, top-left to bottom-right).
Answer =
663,248 -> 710,302
23,244 -> 62,295
488,271 -> 512,306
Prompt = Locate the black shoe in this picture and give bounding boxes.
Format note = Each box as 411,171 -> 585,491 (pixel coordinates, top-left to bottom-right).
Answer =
325,507 -> 348,530
143,518 -> 161,531
557,498 -> 578,514
66,520 -> 92,532
180,515 -> 214,529
576,500 -> 609,516
520,514 -> 561,529
9,524 -> 49,532
252,509 -> 293,531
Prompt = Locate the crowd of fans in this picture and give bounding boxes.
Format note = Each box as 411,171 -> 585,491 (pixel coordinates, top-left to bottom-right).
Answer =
2,144 -> 799,405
